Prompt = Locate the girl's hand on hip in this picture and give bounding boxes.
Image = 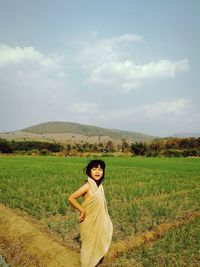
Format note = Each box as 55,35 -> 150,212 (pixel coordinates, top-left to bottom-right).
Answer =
79,210 -> 86,222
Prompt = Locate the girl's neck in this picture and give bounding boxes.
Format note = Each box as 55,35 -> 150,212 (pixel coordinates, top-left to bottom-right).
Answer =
90,177 -> 102,187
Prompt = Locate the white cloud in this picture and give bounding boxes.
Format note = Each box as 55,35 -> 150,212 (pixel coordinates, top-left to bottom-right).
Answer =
63,97 -> 199,137
75,40 -> 118,70
99,98 -> 191,121
0,43 -> 74,132
57,71 -> 69,78
90,98 -> 197,136
108,34 -> 144,44
68,102 -> 98,114
134,98 -> 191,117
0,43 -> 59,69
0,37 -> 196,136
75,33 -> 143,70
74,34 -> 189,93
87,59 -> 189,92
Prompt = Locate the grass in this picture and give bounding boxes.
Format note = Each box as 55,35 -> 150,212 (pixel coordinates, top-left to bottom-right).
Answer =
0,156 -> 200,264
109,217 -> 200,267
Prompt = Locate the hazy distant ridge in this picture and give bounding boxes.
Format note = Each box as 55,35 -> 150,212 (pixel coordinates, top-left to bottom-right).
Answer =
171,132 -> 200,138
23,121 -> 155,142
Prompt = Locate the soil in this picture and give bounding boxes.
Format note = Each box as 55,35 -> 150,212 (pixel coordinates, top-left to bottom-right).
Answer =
1,203 -> 199,267
0,204 -> 80,267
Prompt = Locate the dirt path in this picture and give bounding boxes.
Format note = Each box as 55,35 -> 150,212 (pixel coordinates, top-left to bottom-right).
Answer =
0,204 -> 80,267
1,203 -> 200,267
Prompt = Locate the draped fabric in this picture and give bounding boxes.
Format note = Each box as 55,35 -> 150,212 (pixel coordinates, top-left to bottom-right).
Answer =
80,177 -> 113,267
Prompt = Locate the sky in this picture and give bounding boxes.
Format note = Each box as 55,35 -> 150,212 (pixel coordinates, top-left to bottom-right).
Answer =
0,0 -> 199,137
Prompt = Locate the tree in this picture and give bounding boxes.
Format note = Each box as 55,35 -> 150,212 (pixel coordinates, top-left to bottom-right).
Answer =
0,138 -> 13,153
165,138 -> 179,149
105,140 -> 115,153
121,139 -> 130,153
131,142 -> 147,156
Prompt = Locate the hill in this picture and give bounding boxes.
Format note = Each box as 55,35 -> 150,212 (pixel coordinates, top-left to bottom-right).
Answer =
0,121 -> 156,144
23,121 -> 155,140
171,132 -> 200,138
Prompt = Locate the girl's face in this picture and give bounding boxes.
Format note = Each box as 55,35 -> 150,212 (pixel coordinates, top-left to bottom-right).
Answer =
90,165 -> 103,181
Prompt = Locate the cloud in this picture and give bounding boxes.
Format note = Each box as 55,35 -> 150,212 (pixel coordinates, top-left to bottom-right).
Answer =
0,43 -> 70,86
75,40 -> 118,70
101,34 -> 143,46
0,43 -> 73,131
68,102 -> 98,114
0,38 -> 196,136
90,98 -> 197,136
74,34 -> 189,93
133,98 -> 191,117
98,98 -> 191,121
87,59 -> 189,92
75,33 -> 143,69
63,97 -> 199,137
0,43 -> 59,69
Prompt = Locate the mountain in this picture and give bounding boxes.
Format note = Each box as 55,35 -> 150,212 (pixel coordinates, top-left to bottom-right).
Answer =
0,121 -> 156,144
171,132 -> 200,138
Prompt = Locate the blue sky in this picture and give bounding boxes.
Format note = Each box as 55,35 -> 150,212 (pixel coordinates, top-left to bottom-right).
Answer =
0,0 -> 199,136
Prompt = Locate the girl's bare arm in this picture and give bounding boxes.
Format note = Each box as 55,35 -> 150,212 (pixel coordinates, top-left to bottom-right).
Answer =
68,183 -> 89,222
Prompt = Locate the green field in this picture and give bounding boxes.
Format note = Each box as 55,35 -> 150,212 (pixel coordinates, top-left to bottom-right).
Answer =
0,156 -> 200,266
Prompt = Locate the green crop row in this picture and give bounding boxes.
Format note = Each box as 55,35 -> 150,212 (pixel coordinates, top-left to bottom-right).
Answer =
0,156 -> 200,252
109,217 -> 200,267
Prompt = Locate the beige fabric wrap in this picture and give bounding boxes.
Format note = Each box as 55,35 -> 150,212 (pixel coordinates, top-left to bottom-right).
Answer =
80,177 -> 113,267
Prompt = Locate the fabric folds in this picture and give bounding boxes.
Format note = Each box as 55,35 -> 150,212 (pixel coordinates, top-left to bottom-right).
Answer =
80,177 -> 113,267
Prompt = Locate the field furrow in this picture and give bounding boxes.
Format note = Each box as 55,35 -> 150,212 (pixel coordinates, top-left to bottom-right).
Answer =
0,156 -> 200,266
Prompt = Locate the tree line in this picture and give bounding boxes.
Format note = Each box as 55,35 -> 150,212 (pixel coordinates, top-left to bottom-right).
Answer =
0,139 -> 62,155
0,137 -> 199,157
131,137 -> 200,157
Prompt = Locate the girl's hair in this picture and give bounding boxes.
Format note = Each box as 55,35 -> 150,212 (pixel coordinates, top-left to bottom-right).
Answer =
84,159 -> 106,186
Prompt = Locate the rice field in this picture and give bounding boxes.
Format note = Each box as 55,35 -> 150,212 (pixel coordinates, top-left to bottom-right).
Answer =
0,156 -> 200,266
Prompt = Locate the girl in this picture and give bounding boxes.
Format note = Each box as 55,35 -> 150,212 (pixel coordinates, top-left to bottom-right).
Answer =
68,159 -> 113,267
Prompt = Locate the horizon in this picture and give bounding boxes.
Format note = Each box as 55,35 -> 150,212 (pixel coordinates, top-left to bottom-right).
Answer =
0,120 -> 158,137
0,1 -> 199,136
1,120 -> 199,138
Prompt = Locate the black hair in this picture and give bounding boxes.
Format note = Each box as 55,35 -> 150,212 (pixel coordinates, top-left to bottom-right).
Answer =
84,159 -> 106,186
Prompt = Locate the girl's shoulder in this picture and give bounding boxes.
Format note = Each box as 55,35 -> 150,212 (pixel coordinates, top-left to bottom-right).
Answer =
83,180 -> 96,193
81,181 -> 90,190
75,181 -> 90,196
